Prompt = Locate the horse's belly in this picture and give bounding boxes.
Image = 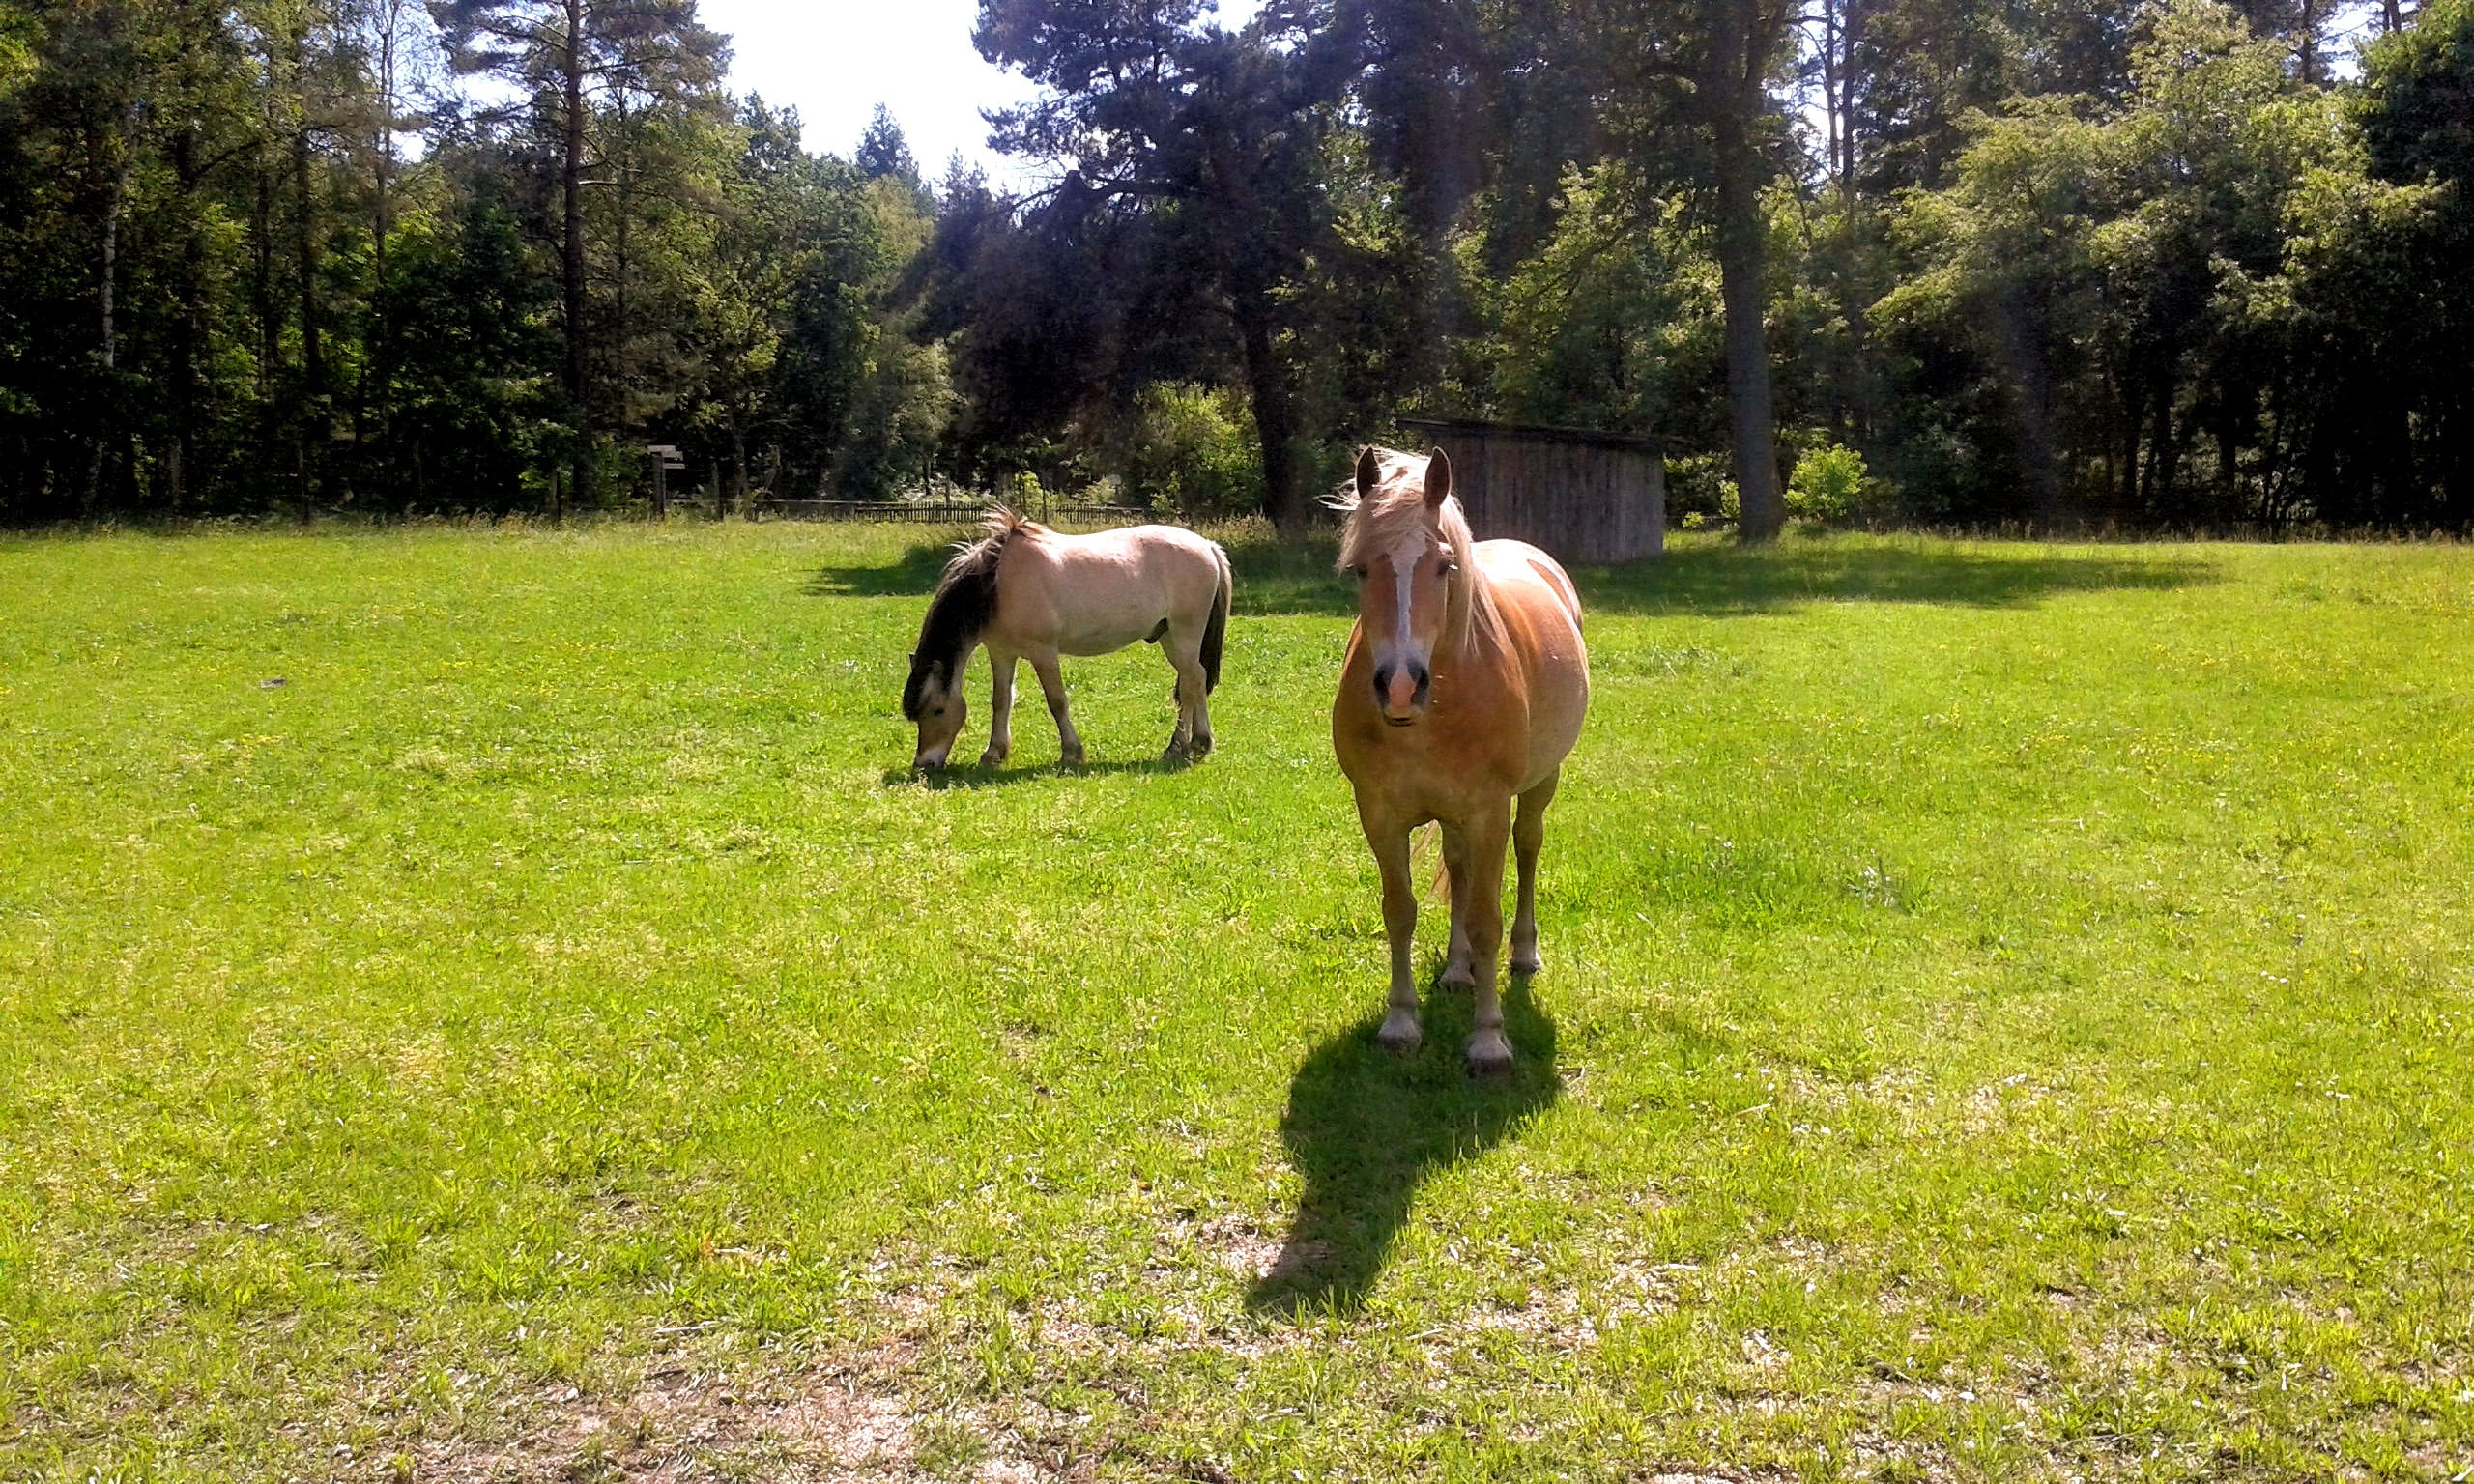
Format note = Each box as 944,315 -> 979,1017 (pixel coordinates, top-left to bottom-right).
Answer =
1053,619 -> 1160,657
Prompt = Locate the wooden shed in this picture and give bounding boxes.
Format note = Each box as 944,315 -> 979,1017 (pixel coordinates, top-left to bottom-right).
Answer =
1397,417 -> 1665,564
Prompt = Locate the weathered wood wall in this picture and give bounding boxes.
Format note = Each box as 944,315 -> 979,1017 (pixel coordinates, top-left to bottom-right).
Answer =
1401,418 -> 1665,564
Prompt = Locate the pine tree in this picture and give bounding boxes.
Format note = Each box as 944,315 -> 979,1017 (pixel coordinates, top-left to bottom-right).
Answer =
428,0 -> 723,507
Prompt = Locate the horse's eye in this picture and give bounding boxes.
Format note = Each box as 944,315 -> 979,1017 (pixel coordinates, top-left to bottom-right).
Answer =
1347,564 -> 1367,580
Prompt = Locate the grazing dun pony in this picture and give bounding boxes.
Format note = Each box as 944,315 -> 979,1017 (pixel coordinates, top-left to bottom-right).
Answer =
903,510 -> 1234,772
1331,446 -> 1590,1074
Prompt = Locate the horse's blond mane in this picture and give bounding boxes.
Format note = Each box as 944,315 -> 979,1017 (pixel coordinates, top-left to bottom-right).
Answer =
1331,447 -> 1499,660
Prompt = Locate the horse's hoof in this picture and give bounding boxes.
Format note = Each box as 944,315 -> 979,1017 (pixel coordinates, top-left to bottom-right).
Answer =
1510,949 -> 1542,977
1439,962 -> 1476,992
1376,1010 -> 1423,1054
1061,748 -> 1087,768
1162,740 -> 1191,764
978,749 -> 1007,768
1464,1030 -> 1514,1078
1192,733 -> 1214,756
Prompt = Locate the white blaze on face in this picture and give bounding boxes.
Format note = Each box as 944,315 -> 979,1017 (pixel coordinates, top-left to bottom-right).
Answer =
1371,529 -> 1440,720
1381,534 -> 1426,672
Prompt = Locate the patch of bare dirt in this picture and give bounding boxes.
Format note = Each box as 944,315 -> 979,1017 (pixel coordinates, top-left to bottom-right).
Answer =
400,1347 -> 1058,1484
1187,1213 -> 1324,1288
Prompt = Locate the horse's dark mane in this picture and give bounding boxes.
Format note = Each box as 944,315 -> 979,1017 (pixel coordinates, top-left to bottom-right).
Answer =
902,509 -> 1036,719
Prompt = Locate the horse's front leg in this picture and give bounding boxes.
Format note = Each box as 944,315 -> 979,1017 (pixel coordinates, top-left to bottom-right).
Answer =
1030,654 -> 1085,766
1461,804 -> 1515,1077
980,652 -> 1018,768
1440,822 -> 1475,989
1362,805 -> 1422,1053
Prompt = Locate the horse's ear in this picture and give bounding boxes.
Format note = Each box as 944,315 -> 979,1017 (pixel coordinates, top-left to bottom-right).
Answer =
1354,445 -> 1381,499
1424,446 -> 1453,509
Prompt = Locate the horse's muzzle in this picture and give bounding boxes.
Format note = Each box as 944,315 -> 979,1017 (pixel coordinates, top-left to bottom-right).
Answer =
1374,661 -> 1430,724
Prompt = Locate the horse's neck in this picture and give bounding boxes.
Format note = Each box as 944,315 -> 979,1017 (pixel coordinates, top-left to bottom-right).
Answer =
1441,568 -> 1496,668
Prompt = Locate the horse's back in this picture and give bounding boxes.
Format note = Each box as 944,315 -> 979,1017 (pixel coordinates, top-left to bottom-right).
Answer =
998,523 -> 1225,657
1474,539 -> 1582,625
1475,539 -> 1589,788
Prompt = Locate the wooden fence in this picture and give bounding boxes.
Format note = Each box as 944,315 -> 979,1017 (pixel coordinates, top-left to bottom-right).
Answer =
750,499 -> 1151,527
1398,417 -> 1665,564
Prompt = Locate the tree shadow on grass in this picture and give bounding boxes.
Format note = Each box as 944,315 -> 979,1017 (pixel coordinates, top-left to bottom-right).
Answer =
806,528 -> 2217,621
1207,531 -> 2216,619
806,539 -> 964,599
1572,538 -> 2218,616
1249,976 -> 1562,1318
802,529 -> 1348,609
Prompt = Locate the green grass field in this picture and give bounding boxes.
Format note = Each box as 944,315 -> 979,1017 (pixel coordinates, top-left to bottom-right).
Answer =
3,521 -> 2471,1482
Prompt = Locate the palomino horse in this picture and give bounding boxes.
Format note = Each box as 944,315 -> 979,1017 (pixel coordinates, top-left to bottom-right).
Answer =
903,510 -> 1234,771
1331,447 -> 1590,1075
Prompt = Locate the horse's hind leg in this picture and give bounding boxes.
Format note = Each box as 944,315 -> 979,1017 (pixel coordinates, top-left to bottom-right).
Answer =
1510,770 -> 1560,976
1184,654 -> 1213,756
1163,643 -> 1207,761
1031,654 -> 1084,766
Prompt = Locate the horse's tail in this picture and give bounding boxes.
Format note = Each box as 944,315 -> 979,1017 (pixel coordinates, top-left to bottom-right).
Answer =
1200,544 -> 1232,695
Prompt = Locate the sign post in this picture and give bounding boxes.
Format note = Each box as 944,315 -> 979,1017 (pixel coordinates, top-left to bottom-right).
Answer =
645,444 -> 685,518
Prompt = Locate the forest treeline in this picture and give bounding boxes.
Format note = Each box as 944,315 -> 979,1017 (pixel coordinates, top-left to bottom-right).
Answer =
2,0 -> 2468,533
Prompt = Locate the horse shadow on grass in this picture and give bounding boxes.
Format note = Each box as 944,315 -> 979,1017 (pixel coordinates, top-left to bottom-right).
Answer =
1248,976 -> 1562,1317
877,756 -> 1194,790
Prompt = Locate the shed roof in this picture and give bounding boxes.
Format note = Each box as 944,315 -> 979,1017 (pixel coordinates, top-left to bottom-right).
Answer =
1398,416 -> 1663,456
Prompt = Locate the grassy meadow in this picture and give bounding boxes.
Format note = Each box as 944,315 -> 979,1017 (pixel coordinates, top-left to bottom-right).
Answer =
2,520 -> 2471,1482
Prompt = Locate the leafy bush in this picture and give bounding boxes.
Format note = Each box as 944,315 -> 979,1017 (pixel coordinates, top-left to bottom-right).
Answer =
1114,383 -> 1261,516
1666,452 -> 1739,529
1788,443 -> 1870,525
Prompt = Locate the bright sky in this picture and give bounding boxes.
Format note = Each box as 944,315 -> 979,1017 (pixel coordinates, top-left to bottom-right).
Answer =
696,0 -> 1037,182
696,0 -> 1262,186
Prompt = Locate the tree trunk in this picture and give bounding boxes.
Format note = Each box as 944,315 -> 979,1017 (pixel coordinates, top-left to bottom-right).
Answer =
2118,380 -> 2143,521
1840,0 -> 1863,198
1821,0 -> 1844,205
1237,301 -> 1301,533
561,0 -> 593,507
88,100 -> 140,516
293,36 -> 322,406
371,0 -> 399,505
254,164 -> 276,398
1995,296 -> 2062,528
2141,380 -> 2176,518
173,114 -> 205,513
288,16 -> 325,514
1710,94 -> 1785,542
